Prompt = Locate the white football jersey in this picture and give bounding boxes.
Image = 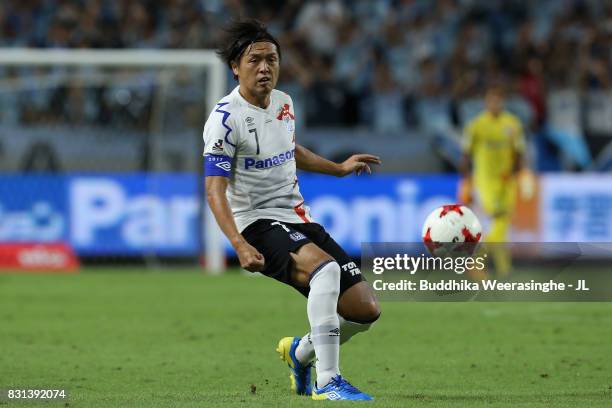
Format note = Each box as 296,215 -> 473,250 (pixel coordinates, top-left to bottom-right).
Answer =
203,86 -> 313,232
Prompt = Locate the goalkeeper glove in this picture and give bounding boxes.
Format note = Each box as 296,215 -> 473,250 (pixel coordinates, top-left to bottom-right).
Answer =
518,169 -> 535,201
458,178 -> 473,205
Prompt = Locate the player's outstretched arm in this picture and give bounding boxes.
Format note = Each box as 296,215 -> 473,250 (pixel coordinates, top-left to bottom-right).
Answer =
205,176 -> 265,272
295,144 -> 381,177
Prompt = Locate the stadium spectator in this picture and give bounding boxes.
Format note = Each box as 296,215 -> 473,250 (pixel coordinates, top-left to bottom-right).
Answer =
0,0 -> 609,137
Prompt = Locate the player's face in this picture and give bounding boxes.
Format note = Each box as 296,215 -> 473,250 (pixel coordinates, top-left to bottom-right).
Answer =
233,42 -> 279,98
485,92 -> 504,115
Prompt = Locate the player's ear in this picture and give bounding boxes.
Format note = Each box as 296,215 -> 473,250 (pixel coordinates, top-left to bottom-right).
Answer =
231,61 -> 239,78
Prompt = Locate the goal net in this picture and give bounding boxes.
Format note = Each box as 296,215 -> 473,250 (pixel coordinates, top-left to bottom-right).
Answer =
0,49 -> 226,272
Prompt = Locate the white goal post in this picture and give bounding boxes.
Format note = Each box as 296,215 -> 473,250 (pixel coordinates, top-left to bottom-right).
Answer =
0,48 -> 227,273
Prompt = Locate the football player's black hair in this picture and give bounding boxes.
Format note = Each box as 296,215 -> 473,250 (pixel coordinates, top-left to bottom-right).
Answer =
216,19 -> 281,78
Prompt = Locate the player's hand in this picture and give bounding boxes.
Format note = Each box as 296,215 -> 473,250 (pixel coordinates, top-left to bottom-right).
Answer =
458,178 -> 472,205
338,154 -> 381,176
235,242 -> 265,272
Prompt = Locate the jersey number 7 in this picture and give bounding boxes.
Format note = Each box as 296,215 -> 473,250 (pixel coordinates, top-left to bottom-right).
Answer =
249,128 -> 260,154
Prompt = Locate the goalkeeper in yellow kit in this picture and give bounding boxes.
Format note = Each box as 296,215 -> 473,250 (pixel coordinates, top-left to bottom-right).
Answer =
459,86 -> 533,275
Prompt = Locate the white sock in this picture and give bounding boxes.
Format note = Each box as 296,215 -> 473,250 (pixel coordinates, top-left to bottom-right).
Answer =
295,332 -> 314,364
296,315 -> 375,364
307,261 -> 341,387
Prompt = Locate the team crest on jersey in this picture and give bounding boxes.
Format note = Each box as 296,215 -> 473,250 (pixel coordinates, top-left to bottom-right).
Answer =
277,103 -> 295,133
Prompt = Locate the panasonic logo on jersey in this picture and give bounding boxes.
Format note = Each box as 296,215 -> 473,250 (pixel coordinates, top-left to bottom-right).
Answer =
245,149 -> 295,170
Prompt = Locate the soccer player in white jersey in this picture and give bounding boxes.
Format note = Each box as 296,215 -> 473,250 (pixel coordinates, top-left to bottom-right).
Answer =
204,20 -> 381,401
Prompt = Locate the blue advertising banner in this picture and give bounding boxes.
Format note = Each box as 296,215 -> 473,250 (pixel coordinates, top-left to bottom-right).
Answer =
0,173 -> 460,257
68,174 -> 200,255
540,174 -> 612,242
2,173 -> 607,257
0,175 -> 68,243
0,174 -> 200,256
297,174 -> 459,255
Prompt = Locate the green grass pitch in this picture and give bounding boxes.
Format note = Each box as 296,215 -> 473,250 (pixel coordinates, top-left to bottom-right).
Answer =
1,269 -> 611,407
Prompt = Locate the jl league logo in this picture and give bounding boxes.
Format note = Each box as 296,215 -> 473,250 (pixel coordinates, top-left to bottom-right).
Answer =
212,139 -> 223,152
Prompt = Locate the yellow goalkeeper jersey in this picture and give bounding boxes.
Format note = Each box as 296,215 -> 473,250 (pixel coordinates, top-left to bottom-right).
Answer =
463,110 -> 525,186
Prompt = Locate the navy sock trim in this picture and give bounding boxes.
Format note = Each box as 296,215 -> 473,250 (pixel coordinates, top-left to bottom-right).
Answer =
308,260 -> 335,284
340,312 -> 381,325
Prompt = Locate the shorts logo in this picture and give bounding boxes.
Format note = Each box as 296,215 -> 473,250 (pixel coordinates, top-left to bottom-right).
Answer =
289,232 -> 306,242
216,161 -> 231,172
212,139 -> 223,152
341,262 -> 361,276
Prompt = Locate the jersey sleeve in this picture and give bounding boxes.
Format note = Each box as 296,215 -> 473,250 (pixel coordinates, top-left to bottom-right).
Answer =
202,103 -> 238,177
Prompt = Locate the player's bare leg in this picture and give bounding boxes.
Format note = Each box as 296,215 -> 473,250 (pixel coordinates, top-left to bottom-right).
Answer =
337,281 -> 380,323
289,243 -> 334,287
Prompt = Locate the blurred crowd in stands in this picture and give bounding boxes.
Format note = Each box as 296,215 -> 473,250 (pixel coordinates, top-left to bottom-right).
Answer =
0,0 -> 611,136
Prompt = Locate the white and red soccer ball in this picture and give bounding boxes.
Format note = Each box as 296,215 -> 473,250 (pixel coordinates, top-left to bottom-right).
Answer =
422,204 -> 482,257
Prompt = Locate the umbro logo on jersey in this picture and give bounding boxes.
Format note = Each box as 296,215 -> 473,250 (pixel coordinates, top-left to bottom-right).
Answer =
216,161 -> 231,172
245,116 -> 255,126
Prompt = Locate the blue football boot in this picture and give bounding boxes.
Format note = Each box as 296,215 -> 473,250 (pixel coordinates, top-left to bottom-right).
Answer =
276,336 -> 312,395
312,375 -> 373,401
